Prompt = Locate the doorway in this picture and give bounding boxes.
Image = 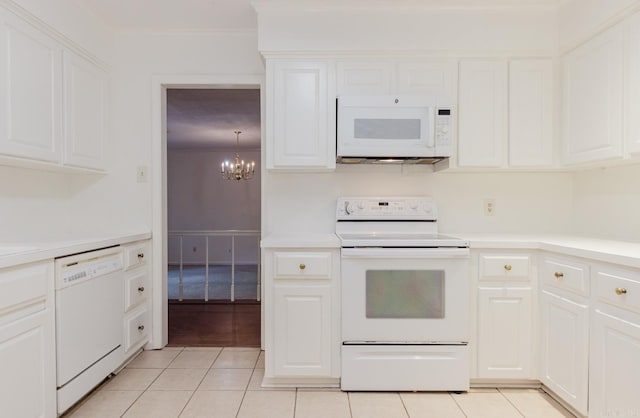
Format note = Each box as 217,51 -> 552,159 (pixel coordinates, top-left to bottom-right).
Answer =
158,84 -> 262,347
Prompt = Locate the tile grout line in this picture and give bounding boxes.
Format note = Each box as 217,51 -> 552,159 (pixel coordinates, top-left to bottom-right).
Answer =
449,391 -> 470,417
497,388 -> 527,418
172,347 -> 223,417
397,392 -> 411,418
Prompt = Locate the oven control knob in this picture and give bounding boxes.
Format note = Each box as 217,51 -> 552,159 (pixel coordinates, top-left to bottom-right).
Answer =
357,201 -> 365,210
409,201 -> 418,210
345,203 -> 354,215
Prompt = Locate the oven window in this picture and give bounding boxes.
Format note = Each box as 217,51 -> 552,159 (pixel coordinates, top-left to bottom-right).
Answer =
365,270 -> 444,318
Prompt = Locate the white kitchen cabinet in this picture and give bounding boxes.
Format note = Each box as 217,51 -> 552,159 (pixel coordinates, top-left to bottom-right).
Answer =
273,284 -> 332,376
477,287 -> 533,379
62,50 -> 108,171
0,261 -> 56,418
266,60 -> 336,170
509,59 -> 554,167
336,60 -> 394,95
122,240 -> 151,357
264,249 -> 340,384
476,252 -> 534,379
0,10 -> 62,163
336,59 -> 457,99
395,60 -> 458,98
624,11 -> 640,155
539,254 -> 589,416
589,264 -> 640,418
562,23 -> 624,165
458,60 -> 507,167
0,7 -> 108,172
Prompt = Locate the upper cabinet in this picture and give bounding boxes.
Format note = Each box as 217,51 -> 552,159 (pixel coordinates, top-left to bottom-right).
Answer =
458,60 -> 507,168
624,11 -> 640,156
509,60 -> 554,167
0,11 -> 62,163
266,59 -> 336,170
0,7 -> 108,172
336,59 -> 458,99
62,50 -> 108,170
458,59 -> 555,169
562,24 -> 624,165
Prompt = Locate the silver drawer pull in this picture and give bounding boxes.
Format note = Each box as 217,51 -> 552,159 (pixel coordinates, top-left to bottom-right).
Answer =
615,287 -> 628,296
138,325 -> 145,331
138,286 -> 145,293
554,272 -> 564,279
137,253 -> 145,259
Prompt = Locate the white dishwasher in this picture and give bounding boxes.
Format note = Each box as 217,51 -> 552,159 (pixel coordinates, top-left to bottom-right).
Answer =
55,246 -> 124,414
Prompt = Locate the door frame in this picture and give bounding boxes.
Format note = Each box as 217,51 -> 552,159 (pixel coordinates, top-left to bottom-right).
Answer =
150,74 -> 265,348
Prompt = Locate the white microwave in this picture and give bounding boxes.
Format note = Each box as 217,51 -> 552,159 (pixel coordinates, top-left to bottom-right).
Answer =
337,95 -> 453,163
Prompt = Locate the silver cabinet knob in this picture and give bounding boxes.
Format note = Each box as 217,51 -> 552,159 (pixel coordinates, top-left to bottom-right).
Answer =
138,286 -> 145,293
137,253 -> 144,259
138,325 -> 145,331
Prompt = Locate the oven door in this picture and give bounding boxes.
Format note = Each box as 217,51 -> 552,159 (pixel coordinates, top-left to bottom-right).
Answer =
341,247 -> 469,343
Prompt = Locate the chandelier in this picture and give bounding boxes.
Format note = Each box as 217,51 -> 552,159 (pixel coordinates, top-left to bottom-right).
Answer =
220,130 -> 256,181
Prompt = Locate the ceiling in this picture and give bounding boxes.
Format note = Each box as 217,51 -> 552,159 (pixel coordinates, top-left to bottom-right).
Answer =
166,89 -> 261,150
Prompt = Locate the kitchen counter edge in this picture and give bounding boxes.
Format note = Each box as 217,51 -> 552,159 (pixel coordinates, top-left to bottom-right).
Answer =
0,231 -> 152,269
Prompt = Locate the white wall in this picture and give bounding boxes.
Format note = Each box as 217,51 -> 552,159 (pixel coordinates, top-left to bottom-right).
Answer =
65,30 -> 264,237
572,163 -> 640,241
265,166 -> 575,236
167,149 -> 260,264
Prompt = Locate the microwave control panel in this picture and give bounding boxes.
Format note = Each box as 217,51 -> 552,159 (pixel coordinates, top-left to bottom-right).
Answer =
435,108 -> 452,153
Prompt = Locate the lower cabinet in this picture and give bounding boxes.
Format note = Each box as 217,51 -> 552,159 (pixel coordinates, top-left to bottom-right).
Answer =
264,248 -> 340,385
539,290 -> 589,415
273,284 -> 332,376
122,240 -> 151,358
589,264 -> 640,418
0,261 -> 56,418
475,251 -> 534,380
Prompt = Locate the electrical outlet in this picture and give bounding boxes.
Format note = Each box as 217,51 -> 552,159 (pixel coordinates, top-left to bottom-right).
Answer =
136,166 -> 148,183
484,199 -> 496,216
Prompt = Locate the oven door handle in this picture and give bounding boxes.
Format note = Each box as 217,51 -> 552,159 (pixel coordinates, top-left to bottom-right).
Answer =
341,247 -> 470,259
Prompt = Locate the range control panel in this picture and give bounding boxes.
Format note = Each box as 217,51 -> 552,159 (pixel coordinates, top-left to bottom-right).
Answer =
336,197 -> 438,221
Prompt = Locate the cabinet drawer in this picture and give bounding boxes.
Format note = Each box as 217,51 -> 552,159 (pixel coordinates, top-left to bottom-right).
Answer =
0,262 -> 49,315
595,267 -> 640,314
540,257 -> 589,296
124,307 -> 149,352
123,242 -> 149,271
479,254 -> 530,280
273,252 -> 332,279
124,269 -> 148,312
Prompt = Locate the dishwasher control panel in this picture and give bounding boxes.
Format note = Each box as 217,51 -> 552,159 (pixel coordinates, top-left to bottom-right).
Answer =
55,247 -> 123,289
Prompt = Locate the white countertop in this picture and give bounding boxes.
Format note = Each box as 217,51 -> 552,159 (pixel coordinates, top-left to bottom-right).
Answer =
457,233 -> 640,269
261,232 -> 640,269
0,231 -> 151,269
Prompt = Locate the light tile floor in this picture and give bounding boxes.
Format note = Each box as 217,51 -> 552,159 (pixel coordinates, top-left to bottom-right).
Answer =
65,347 -> 576,418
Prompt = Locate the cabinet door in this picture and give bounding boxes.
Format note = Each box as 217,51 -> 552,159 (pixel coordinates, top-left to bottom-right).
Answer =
0,11 -> 62,162
509,60 -> 554,167
396,60 -> 458,99
562,24 -> 623,164
267,60 -> 335,170
0,310 -> 56,418
458,60 -> 507,167
273,284 -> 332,376
477,286 -> 532,379
624,11 -> 640,155
336,61 -> 393,95
62,50 -> 108,170
590,310 -> 640,418
540,290 -> 589,416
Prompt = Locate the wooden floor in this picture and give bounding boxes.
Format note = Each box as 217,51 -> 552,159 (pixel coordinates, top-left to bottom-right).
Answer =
168,302 -> 261,347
